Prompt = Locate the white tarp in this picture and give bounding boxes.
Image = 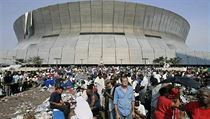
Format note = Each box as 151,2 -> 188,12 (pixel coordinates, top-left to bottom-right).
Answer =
0,65 -> 22,71
74,96 -> 93,119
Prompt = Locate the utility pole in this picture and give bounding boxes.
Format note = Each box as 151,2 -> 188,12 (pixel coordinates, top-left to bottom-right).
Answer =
120,59 -> 123,65
80,58 -> 84,65
54,58 -> 61,67
142,58 -> 148,67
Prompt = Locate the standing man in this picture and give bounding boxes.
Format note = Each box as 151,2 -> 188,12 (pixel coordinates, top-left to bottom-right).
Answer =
104,79 -> 116,119
114,76 -> 135,119
94,73 -> 105,107
86,84 -> 101,119
4,71 -> 13,96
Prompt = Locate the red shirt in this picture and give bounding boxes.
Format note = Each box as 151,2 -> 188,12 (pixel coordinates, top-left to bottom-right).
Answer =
169,88 -> 180,99
154,96 -> 173,119
185,101 -> 210,119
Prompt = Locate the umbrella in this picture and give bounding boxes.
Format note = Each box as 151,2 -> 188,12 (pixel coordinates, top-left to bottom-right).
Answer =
159,77 -> 201,89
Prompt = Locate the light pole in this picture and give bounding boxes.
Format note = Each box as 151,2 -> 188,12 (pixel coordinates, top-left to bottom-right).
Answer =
54,58 -> 61,66
2,58 -> 8,64
12,56 -> 16,65
99,58 -> 104,66
80,58 -> 84,65
99,56 -> 104,66
120,59 -> 123,65
5,58 -> 13,65
142,58 -> 148,67
186,56 -> 190,64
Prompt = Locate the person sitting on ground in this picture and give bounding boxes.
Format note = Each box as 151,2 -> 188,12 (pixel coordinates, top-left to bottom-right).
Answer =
185,87 -> 210,119
49,86 -> 70,119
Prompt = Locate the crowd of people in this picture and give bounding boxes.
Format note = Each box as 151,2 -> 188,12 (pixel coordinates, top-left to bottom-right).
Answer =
1,65 -> 210,119
0,70 -> 39,96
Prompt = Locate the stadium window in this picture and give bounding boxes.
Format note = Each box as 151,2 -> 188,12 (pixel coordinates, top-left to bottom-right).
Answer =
144,34 -> 161,39
80,32 -> 125,35
167,44 -> 176,49
42,34 -> 59,38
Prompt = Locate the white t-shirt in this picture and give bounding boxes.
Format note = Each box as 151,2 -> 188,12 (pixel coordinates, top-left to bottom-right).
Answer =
153,72 -> 161,83
0,75 -> 3,83
141,76 -> 149,87
94,77 -> 105,92
132,80 -> 138,90
137,103 -> 146,116
163,73 -> 167,80
128,77 -> 132,84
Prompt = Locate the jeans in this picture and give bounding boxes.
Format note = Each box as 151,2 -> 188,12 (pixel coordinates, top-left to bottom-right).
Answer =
120,112 -> 132,119
109,109 -> 116,119
5,85 -> 11,96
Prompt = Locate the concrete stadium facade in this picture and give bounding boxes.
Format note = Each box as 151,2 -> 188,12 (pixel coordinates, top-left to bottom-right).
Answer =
1,0 -> 210,65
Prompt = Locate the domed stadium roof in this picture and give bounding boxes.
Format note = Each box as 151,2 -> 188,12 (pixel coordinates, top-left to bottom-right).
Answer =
0,0 -> 209,65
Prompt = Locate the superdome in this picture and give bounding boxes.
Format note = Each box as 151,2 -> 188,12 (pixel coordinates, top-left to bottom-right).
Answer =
1,0 -> 210,65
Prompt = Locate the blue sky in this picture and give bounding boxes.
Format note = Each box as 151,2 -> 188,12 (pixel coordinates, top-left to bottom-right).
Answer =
0,0 -> 209,52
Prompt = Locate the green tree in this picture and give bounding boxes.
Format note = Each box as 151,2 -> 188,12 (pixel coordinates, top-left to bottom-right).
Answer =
28,56 -> 43,65
168,57 -> 181,65
153,56 -> 165,66
153,56 -> 181,66
14,58 -> 27,65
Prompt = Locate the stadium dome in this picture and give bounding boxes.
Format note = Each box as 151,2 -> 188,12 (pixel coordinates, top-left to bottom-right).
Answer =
1,0 -> 210,65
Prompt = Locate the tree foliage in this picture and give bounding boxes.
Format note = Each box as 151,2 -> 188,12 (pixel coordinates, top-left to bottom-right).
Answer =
27,56 -> 43,65
153,56 -> 181,66
14,58 -> 27,65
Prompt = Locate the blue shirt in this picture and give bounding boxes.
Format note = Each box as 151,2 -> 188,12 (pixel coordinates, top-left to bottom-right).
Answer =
114,85 -> 135,116
49,92 -> 61,105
